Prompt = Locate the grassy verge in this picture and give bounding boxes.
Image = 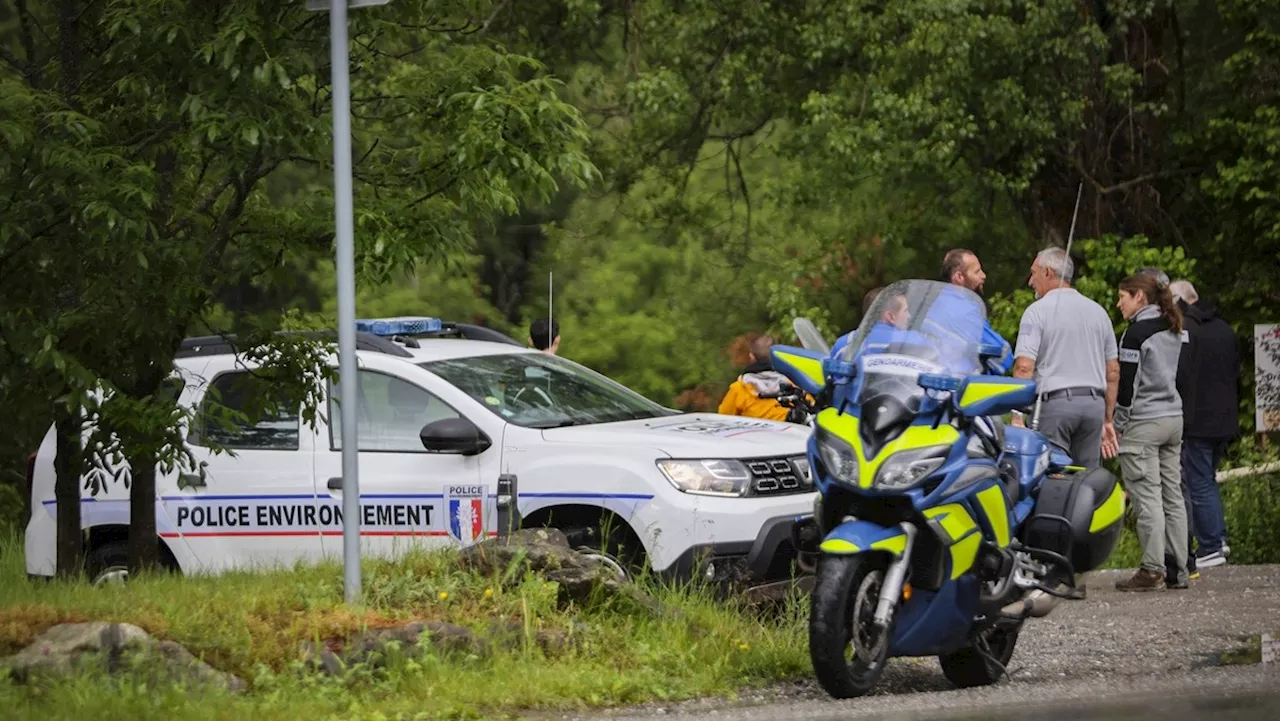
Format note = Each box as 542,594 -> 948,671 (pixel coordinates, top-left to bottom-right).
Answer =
0,534 -> 809,720
1100,472 -> 1280,570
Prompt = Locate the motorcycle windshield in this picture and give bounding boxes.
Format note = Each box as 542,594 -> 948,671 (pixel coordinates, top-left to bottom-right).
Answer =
839,279 -> 987,378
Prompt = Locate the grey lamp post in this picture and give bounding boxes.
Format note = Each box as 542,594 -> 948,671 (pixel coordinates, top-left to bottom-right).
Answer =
305,0 -> 392,605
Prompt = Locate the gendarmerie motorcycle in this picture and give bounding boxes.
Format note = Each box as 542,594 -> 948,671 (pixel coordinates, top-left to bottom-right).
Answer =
770,279 -> 1126,698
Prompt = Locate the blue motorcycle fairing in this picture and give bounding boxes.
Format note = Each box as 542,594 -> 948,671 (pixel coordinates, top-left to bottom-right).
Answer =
820,518 -> 911,557
889,574 -> 983,657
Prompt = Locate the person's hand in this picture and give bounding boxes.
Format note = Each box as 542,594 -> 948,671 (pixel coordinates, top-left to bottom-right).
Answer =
1101,422 -> 1119,459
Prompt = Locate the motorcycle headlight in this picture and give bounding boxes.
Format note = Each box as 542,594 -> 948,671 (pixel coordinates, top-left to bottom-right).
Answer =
874,445 -> 952,490
816,428 -> 860,486
657,459 -> 752,497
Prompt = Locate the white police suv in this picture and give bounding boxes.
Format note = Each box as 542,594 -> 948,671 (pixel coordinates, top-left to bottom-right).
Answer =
24,318 -> 816,585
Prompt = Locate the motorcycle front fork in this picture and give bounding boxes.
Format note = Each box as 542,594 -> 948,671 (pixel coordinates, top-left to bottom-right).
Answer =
873,522 -> 918,628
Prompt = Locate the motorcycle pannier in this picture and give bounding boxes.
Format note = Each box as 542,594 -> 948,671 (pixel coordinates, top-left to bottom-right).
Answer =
1021,467 -> 1125,574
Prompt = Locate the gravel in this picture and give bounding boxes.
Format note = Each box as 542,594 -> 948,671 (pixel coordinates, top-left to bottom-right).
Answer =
544,564 -> 1280,721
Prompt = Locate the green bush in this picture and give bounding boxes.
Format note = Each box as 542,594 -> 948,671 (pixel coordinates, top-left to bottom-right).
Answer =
0,483 -> 23,539
1103,473 -> 1280,569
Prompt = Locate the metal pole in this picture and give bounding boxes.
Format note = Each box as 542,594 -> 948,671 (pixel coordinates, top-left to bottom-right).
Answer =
330,0 -> 361,605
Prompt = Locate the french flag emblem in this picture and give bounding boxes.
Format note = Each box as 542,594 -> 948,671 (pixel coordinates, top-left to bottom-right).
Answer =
446,485 -> 486,544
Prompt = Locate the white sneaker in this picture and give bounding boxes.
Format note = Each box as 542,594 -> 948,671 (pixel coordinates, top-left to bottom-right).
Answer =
1196,551 -> 1228,568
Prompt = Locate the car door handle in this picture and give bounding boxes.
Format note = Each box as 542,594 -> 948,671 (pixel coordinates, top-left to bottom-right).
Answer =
178,473 -> 206,490
327,477 -> 343,491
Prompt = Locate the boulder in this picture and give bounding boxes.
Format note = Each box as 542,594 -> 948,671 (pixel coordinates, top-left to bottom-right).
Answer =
298,619 -> 590,674
483,618 -> 591,656
0,622 -> 244,692
298,621 -> 484,674
458,527 -> 671,616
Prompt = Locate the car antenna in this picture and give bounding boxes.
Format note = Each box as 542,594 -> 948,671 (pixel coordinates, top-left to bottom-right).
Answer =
546,270 -> 554,391
1032,181 -> 1083,432
1061,181 -> 1082,292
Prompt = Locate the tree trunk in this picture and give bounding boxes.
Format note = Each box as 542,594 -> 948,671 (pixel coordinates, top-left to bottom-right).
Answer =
127,457 -> 159,574
124,361 -> 172,576
53,410 -> 83,578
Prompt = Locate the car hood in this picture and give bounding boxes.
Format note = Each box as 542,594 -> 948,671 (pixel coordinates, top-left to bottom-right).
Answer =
539,413 -> 810,458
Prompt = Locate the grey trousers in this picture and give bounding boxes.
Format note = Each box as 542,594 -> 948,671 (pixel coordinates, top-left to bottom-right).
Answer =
1118,416 -> 1188,579
1037,394 -> 1106,470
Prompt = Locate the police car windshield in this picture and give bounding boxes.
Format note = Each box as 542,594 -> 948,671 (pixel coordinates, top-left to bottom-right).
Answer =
420,353 -> 674,428
841,279 -> 986,375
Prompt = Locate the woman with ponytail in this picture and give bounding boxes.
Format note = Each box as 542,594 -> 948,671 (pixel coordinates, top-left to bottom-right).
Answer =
1111,272 -> 1190,592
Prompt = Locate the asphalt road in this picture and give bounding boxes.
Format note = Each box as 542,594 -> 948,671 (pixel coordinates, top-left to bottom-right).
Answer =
555,564 -> 1280,721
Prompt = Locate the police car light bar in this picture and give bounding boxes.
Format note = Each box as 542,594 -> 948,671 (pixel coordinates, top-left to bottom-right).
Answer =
354,316 -> 444,337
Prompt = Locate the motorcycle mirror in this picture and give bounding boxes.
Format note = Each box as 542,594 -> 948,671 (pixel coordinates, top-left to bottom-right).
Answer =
792,317 -> 831,355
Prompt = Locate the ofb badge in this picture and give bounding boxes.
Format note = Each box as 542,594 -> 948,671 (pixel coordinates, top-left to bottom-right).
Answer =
445,484 -> 487,545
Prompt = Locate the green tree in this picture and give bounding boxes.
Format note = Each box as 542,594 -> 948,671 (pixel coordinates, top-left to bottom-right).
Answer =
0,0 -> 595,575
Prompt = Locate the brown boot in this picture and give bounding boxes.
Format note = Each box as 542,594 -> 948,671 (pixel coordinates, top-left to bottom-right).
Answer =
1116,568 -> 1166,592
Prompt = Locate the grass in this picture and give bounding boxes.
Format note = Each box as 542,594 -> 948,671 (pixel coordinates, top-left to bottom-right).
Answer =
0,533 -> 810,720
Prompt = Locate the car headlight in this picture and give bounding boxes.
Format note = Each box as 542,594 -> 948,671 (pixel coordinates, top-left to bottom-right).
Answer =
874,445 -> 952,490
657,459 -> 752,497
816,428 -> 860,486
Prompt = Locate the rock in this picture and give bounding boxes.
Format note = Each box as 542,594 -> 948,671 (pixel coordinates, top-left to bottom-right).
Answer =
740,576 -> 815,615
484,619 -> 591,657
457,527 -> 579,579
299,618 -> 594,673
0,622 -> 244,692
458,527 -> 672,616
298,621 -> 484,673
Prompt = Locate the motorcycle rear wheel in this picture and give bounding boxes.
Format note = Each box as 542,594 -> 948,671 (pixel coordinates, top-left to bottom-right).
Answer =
938,622 -> 1022,688
809,553 -> 893,699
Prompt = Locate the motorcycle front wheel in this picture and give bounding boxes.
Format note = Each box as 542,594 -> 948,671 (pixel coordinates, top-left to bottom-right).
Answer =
809,553 -> 893,699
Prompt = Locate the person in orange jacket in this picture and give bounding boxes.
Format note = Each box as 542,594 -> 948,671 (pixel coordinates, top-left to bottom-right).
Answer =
718,334 -> 795,422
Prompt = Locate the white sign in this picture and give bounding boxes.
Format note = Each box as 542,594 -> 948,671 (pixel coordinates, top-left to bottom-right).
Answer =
1256,324 -> 1280,433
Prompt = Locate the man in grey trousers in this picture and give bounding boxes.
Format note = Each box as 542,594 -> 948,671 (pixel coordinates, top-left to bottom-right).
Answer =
1011,248 -> 1121,470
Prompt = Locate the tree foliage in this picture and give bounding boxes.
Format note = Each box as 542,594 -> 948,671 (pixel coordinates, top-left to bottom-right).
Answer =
4,0 -> 1280,563
0,0 -> 596,574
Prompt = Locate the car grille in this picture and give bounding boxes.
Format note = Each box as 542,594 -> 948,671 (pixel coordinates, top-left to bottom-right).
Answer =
746,457 -> 812,496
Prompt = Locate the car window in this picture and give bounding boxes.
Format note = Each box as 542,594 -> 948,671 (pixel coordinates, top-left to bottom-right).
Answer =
420,352 -> 675,429
329,370 -> 462,452
189,371 -> 300,451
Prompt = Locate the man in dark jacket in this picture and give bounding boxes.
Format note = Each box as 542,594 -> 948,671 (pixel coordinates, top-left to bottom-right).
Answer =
1169,279 -> 1239,568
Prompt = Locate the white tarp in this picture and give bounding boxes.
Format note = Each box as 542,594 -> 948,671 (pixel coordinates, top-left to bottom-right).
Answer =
1256,324 -> 1280,432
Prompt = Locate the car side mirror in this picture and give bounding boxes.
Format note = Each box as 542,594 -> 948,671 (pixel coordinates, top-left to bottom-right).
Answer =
419,418 -> 491,456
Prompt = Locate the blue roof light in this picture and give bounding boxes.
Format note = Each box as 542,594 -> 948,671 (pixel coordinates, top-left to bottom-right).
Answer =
355,316 -> 443,337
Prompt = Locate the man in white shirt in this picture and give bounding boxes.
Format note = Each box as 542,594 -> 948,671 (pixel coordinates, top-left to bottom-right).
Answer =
1011,247 -> 1121,470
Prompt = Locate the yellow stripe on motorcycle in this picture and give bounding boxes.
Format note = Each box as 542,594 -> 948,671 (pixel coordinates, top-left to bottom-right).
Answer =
871,534 -> 908,555
773,350 -> 825,388
975,485 -> 1011,548
819,538 -> 859,554
818,534 -> 908,556
923,503 -> 977,541
923,503 -> 982,578
1089,483 -> 1126,533
950,534 -> 982,579
958,381 -> 1017,408
816,408 -> 960,489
